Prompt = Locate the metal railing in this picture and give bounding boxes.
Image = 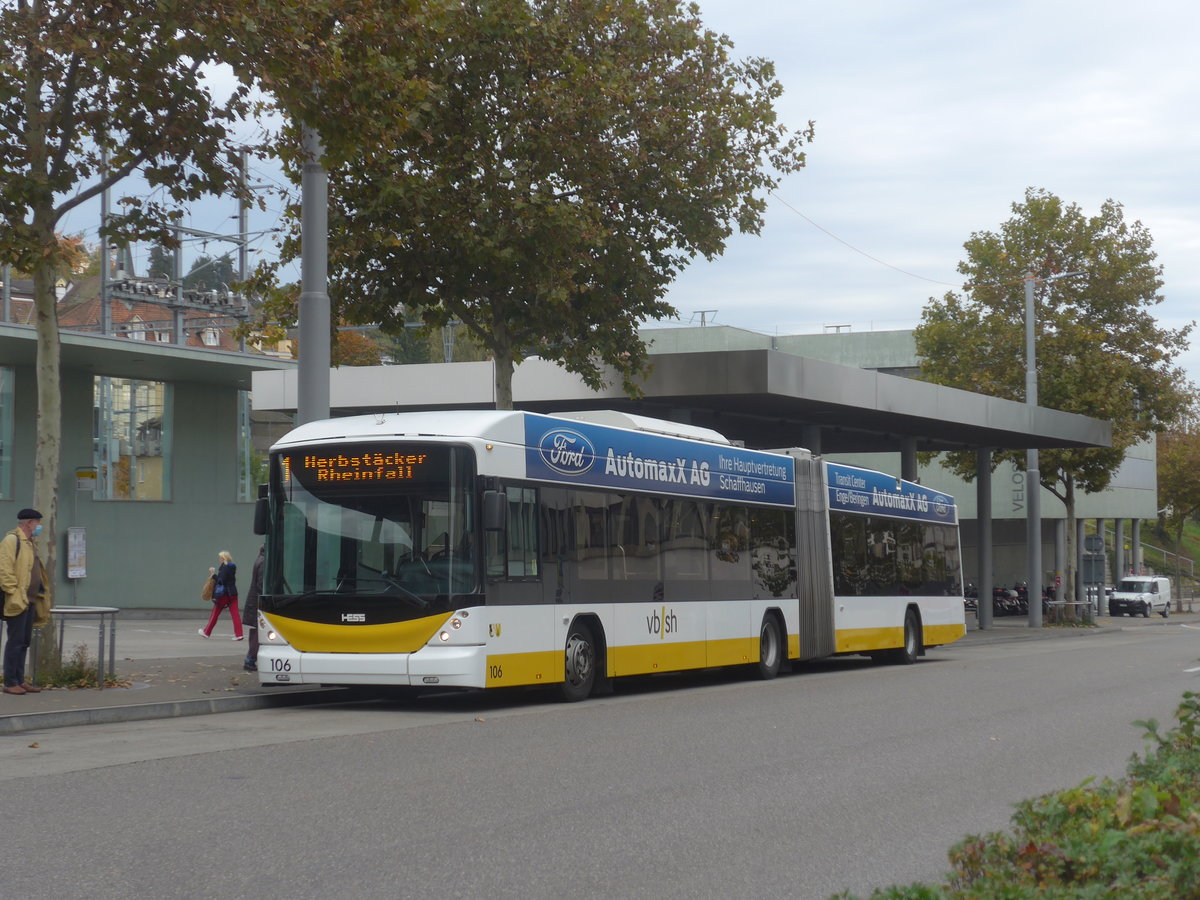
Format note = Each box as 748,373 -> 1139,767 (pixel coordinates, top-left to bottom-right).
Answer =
33,606 -> 120,689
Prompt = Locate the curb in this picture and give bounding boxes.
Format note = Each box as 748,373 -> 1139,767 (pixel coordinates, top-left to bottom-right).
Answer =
0,686 -> 347,736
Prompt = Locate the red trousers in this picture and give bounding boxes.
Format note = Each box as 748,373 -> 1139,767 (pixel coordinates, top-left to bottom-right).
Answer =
202,595 -> 243,638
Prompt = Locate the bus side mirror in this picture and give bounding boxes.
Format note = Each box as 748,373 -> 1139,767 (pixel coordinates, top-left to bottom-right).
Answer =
482,490 -> 507,532
253,497 -> 269,535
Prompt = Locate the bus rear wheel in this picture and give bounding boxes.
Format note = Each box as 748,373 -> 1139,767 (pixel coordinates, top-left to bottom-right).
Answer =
756,614 -> 783,680
560,621 -> 598,702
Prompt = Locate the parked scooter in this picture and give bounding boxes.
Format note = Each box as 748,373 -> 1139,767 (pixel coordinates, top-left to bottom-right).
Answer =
992,587 -> 1020,616
964,583 -> 978,614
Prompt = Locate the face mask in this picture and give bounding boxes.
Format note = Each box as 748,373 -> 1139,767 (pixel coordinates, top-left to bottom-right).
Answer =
31,524 -> 42,537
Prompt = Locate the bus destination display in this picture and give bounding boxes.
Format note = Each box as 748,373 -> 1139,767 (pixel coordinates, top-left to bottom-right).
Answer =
284,447 -> 433,484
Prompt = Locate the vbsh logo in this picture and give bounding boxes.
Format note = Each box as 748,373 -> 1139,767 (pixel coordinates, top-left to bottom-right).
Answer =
538,428 -> 595,476
646,606 -> 678,639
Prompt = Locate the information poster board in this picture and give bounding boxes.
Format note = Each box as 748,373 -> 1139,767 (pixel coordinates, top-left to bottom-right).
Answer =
67,526 -> 86,579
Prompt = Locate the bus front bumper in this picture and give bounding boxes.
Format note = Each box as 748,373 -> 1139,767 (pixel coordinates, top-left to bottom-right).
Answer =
257,644 -> 486,688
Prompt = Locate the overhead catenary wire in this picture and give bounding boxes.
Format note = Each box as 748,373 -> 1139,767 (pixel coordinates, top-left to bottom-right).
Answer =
769,190 -> 1034,291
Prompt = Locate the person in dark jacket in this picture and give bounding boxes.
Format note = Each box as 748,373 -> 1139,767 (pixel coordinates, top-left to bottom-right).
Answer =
242,544 -> 265,670
199,550 -> 244,640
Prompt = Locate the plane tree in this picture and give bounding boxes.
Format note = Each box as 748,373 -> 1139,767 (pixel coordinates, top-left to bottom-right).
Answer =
254,0 -> 813,408
1156,416 -> 1200,586
0,1 -> 265,610
914,188 -> 1192,601
0,0 -> 436,667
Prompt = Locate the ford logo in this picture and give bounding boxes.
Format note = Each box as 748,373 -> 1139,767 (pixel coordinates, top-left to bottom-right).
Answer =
933,495 -> 951,518
538,429 -> 595,476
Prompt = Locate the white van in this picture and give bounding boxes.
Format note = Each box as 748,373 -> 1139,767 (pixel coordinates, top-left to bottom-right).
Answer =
1107,576 -> 1171,618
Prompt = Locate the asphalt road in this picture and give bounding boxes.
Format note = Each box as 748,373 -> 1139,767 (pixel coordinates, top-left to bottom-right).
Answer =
4,622 -> 1199,900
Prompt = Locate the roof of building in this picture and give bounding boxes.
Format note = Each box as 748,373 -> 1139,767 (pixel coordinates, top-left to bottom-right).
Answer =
252,348 -> 1111,455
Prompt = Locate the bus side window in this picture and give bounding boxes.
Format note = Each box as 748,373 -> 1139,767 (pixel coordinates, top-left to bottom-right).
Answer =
487,485 -> 539,579
574,492 -> 608,581
507,487 -> 538,577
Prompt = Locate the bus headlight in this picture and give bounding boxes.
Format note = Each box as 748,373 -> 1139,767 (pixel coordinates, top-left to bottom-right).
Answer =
439,631 -> 450,642
450,617 -> 463,629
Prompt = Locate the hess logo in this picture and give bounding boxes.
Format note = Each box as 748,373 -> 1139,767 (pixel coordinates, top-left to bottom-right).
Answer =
538,428 -> 595,476
341,613 -> 366,623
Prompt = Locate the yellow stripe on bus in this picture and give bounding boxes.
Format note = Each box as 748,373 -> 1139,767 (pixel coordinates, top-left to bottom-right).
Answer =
266,611 -> 453,653
836,622 -> 966,654
836,626 -> 903,654
484,635 -> 767,688
924,622 -> 966,645
485,651 -> 562,687
613,637 -> 757,675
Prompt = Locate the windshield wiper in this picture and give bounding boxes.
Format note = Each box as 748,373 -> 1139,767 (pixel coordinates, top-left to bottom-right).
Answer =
263,589 -> 339,610
349,574 -> 430,608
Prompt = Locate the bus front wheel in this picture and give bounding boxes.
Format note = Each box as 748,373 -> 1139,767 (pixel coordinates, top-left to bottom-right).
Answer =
560,621 -> 598,702
756,614 -> 783,680
891,609 -> 921,665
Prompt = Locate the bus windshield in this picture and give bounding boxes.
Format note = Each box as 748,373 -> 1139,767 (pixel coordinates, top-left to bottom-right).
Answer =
263,443 -> 476,619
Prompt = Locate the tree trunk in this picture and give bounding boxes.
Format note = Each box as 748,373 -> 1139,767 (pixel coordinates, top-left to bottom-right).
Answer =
493,348 -> 515,410
20,9 -> 61,675
30,219 -> 63,675
490,306 -> 515,410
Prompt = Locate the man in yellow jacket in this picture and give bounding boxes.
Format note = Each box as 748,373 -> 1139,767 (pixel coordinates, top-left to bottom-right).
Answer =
1,508 -> 50,695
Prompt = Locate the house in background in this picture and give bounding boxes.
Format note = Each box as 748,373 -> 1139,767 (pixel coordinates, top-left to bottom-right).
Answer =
56,274 -> 246,350
1,274 -> 71,325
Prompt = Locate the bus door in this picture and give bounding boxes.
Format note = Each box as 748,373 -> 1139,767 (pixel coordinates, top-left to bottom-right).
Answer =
484,484 -> 543,608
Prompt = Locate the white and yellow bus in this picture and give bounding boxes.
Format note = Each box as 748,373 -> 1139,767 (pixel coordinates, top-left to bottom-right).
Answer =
254,409 -> 965,700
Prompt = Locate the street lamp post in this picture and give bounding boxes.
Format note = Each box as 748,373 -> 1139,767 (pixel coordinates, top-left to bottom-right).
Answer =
297,126 -> 330,426
1024,270 -> 1084,628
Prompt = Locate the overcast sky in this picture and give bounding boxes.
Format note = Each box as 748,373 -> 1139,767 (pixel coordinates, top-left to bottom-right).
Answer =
57,0 -> 1198,378
660,0 -> 1200,379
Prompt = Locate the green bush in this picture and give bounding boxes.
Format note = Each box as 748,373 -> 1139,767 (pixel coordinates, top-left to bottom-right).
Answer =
832,692 -> 1200,900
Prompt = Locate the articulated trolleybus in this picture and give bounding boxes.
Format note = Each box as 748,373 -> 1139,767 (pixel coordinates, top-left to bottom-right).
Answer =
253,410 -> 965,699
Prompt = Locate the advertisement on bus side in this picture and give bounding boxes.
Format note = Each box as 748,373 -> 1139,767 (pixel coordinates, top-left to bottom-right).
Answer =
523,414 -> 795,506
826,461 -> 957,525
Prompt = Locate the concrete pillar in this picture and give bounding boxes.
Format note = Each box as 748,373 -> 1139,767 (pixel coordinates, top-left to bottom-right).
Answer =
900,437 -> 918,483
801,425 -> 822,456
1114,519 -> 1125,582
1054,519 -> 1066,600
1076,517 -> 1087,605
976,448 -> 992,630
1132,520 -> 1142,573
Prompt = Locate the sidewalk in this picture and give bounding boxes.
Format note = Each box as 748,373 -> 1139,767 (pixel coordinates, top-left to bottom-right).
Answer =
3,608 -> 1198,736
1,612 -> 345,736
962,607 -> 1200,644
